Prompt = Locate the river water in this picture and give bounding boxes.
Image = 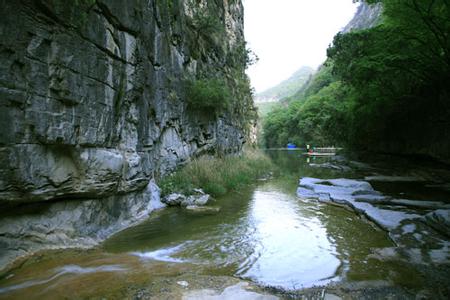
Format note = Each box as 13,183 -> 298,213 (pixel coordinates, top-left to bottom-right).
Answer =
0,151 -> 447,299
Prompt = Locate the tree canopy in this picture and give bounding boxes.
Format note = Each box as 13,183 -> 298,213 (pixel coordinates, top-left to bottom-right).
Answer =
262,0 -> 450,158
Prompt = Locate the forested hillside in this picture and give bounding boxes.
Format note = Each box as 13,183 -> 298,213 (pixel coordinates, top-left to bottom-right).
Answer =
263,0 -> 450,161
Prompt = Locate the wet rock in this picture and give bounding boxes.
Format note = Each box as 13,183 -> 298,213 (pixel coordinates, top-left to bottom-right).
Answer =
185,206 -> 220,214
364,175 -> 426,182
182,194 -> 210,207
193,188 -> 206,195
163,194 -> 187,206
298,176 -> 450,267
163,193 -> 210,207
182,282 -> 279,300
353,194 -> 390,204
423,209 -> 450,237
389,199 -> 450,210
177,281 -> 189,288
297,177 -> 420,230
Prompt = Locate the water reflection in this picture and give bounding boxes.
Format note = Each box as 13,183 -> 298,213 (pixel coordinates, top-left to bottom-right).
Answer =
238,189 -> 341,289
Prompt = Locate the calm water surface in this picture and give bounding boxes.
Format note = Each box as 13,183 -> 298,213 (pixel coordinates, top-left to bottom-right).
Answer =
0,151 -> 423,298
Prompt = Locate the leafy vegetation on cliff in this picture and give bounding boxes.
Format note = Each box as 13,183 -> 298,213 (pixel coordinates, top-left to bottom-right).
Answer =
186,78 -> 231,113
263,0 -> 450,158
183,1 -> 256,134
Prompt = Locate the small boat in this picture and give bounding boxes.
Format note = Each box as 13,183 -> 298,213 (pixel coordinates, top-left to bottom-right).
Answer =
287,143 -> 297,149
306,152 -> 336,156
305,147 -> 340,156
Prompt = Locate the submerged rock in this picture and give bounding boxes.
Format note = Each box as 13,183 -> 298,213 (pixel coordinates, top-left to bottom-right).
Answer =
185,205 -> 221,214
309,163 -> 351,172
364,175 -> 426,182
183,282 -> 278,300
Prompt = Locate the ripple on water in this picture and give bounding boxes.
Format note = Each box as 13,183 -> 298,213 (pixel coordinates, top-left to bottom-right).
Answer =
0,264 -> 127,294
131,243 -> 188,263
235,189 -> 341,289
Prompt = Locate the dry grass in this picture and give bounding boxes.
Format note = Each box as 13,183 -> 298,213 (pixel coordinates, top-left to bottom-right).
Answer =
159,149 -> 274,197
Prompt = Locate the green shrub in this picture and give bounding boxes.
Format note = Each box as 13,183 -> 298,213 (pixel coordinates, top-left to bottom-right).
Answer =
186,78 -> 232,112
159,149 -> 275,197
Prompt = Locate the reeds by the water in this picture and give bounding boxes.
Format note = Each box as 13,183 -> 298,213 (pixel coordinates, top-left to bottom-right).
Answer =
159,149 -> 274,197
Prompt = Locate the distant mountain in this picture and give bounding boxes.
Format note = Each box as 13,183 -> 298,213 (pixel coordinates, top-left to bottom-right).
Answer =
255,66 -> 314,102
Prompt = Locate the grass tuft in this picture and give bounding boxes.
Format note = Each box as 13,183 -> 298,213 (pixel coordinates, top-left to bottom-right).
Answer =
159,149 -> 275,197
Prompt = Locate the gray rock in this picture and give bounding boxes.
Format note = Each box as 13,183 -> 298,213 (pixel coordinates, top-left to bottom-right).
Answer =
163,193 -> 187,206
297,177 -> 419,230
0,0 -> 250,205
163,192 -> 210,207
298,176 -> 450,266
182,194 -> 210,207
192,194 -> 210,206
423,209 -> 450,237
193,188 -> 206,195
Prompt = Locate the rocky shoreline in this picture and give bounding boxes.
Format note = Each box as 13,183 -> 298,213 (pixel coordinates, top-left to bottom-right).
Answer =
297,176 -> 450,265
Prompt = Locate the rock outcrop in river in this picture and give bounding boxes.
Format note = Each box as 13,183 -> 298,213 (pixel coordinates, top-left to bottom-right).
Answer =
0,0 -> 253,270
298,177 -> 450,266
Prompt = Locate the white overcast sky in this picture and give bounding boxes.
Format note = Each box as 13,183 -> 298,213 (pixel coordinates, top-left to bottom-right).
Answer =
244,0 -> 358,93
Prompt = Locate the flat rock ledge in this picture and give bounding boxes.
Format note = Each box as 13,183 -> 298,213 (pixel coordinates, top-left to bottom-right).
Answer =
297,177 -> 450,265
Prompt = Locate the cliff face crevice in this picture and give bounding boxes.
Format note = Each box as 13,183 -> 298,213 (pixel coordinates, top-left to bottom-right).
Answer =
0,0 -> 252,206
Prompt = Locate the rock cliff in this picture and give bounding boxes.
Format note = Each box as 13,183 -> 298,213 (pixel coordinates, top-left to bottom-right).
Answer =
0,0 -> 253,205
342,1 -> 382,33
0,0 -> 253,269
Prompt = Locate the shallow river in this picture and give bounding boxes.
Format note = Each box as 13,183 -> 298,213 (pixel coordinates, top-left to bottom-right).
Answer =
0,151 -> 443,299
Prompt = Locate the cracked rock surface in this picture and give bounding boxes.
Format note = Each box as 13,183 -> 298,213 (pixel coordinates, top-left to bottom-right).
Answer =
0,0 -> 248,205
